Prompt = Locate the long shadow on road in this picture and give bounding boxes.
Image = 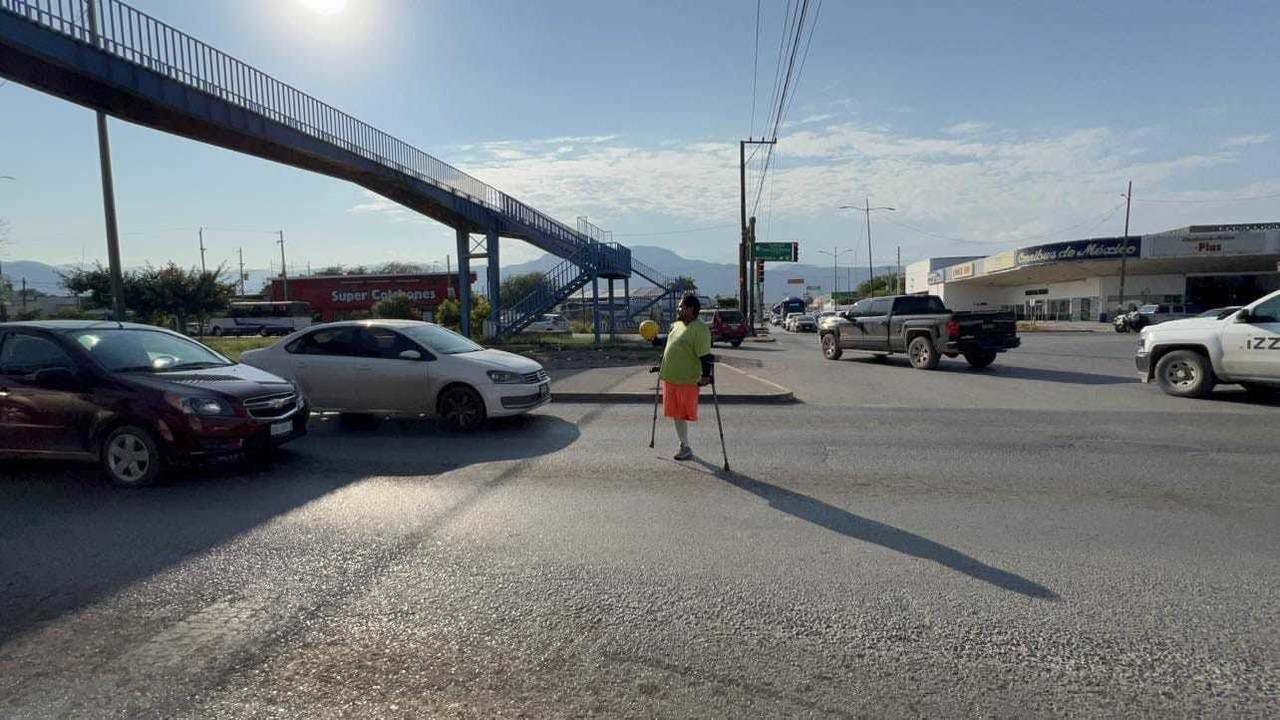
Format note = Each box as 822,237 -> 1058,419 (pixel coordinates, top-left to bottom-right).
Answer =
845,355 -> 1132,386
687,459 -> 1059,601
0,413 -> 580,644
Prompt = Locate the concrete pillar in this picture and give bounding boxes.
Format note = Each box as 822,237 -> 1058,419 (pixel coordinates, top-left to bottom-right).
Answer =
608,278 -> 616,340
486,227 -> 500,337
455,227 -> 472,337
591,275 -> 601,345
623,277 -> 630,329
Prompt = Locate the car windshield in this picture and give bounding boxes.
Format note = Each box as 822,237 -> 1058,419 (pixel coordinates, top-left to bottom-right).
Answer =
398,323 -> 484,355
718,310 -> 743,323
68,328 -> 231,372
1139,305 -> 1160,314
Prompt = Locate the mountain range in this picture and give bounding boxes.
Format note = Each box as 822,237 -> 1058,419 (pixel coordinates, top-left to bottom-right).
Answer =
2,246 -> 896,301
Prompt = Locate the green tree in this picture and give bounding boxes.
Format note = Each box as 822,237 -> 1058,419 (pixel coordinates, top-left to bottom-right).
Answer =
500,272 -> 552,303
436,298 -> 460,328
851,273 -> 901,300
314,265 -> 345,276
470,297 -> 490,338
372,293 -> 418,319
672,275 -> 697,293
61,263 -> 233,327
377,261 -> 423,275
714,295 -> 738,309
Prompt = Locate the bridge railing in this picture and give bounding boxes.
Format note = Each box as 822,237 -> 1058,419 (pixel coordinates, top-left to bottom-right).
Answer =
2,0 -> 620,267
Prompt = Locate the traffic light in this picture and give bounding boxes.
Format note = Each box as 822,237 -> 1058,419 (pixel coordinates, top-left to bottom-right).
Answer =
756,261 -> 765,284
791,241 -> 799,262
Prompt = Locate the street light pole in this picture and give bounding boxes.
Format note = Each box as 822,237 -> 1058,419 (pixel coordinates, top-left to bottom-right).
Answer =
86,0 -> 126,321
838,201 -> 896,298
198,227 -> 206,274
277,230 -> 288,300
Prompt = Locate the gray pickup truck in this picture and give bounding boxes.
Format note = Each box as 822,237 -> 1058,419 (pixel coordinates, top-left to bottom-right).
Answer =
818,294 -> 1020,369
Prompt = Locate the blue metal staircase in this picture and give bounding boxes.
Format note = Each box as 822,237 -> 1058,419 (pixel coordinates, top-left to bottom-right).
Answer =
0,0 -> 633,334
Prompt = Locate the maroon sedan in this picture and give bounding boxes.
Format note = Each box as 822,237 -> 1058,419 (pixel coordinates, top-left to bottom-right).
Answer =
0,321 -> 307,486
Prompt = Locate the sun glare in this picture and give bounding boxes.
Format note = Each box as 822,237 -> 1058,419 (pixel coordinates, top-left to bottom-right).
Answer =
297,0 -> 347,17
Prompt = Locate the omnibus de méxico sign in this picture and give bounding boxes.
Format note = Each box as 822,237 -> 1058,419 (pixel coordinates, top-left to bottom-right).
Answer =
1015,237 -> 1139,267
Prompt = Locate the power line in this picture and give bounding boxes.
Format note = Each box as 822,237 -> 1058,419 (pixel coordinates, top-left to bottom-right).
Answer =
749,0 -> 761,138
1132,190 -> 1280,204
877,200 -> 1128,248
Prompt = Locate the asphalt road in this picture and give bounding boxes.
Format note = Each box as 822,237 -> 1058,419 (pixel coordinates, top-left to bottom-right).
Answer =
1,331 -> 1277,717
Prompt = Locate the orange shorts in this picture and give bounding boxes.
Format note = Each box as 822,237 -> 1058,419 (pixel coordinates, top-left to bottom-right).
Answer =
662,381 -> 699,421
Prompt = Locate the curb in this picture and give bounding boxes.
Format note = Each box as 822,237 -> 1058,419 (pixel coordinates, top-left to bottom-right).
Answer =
552,391 -> 796,405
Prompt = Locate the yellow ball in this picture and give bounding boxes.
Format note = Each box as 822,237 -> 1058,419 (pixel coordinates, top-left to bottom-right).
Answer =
639,319 -> 659,342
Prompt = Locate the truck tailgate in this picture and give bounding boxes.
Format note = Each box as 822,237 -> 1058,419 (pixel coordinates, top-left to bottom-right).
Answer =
953,311 -> 1018,340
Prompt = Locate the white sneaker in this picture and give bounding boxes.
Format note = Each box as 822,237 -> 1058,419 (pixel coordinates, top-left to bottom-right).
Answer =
674,445 -> 693,461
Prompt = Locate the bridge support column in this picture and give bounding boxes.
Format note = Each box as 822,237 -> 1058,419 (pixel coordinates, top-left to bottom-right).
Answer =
591,276 -> 601,345
608,278 -> 616,341
455,227 -> 472,338
623,277 -> 630,328
485,228 -> 500,338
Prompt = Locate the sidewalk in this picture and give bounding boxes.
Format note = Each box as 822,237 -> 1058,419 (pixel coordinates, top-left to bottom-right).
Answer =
1017,320 -> 1112,333
550,362 -> 795,404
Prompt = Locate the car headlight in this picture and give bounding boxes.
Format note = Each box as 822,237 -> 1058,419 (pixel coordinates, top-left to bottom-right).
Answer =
165,393 -> 236,416
487,370 -> 522,384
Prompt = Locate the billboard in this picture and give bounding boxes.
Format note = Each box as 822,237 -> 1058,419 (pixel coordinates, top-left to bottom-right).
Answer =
1143,226 -> 1280,259
1015,237 -> 1139,267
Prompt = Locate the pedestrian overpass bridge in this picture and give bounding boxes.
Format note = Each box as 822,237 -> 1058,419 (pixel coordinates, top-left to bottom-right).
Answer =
0,0 -> 677,336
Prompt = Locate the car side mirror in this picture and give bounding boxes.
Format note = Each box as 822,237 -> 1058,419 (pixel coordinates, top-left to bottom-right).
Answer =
1236,309 -> 1252,323
399,349 -> 423,360
31,367 -> 81,391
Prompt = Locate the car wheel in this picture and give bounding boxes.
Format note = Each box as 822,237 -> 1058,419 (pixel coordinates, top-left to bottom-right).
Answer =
730,340 -> 742,348
821,333 -> 843,360
101,425 -> 164,488
1155,350 -> 1215,398
963,350 -> 997,369
438,385 -> 487,432
907,336 -> 940,370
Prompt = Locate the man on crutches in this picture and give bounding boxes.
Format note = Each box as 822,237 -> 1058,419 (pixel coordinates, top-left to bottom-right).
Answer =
651,294 -> 713,461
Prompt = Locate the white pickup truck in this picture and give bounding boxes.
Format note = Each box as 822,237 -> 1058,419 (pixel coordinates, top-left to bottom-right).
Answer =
1136,288 -> 1280,398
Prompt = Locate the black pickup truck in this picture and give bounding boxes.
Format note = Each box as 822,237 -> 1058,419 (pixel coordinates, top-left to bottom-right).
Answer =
818,294 -> 1020,369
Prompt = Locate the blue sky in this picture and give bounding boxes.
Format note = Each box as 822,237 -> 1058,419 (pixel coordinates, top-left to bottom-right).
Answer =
2,0 -> 1279,282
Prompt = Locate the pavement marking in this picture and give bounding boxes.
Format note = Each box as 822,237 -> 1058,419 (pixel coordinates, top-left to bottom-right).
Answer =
716,361 -> 791,393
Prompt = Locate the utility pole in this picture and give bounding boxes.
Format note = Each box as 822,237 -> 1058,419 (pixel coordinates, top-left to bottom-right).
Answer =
739,138 -> 776,324
20,277 -> 27,314
198,227 -> 207,274
864,198 -> 875,296
237,248 -> 246,297
86,0 -> 126,321
896,246 -> 902,294
1118,180 -> 1133,313
277,230 -> 288,300
747,215 -> 757,328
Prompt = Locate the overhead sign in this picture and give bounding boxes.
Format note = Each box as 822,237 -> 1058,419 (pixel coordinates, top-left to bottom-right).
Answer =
1015,237 -> 1139,267
756,242 -> 800,262
985,250 -> 1017,273
951,262 -> 975,280
787,278 -> 805,284
806,285 -> 822,292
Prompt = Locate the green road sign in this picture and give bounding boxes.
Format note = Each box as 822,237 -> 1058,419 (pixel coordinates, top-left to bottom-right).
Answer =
755,242 -> 798,262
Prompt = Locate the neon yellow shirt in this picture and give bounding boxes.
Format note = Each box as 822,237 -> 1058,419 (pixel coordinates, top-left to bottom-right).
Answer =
660,319 -> 712,385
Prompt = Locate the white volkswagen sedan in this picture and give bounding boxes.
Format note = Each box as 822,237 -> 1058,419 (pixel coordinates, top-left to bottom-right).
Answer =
240,320 -> 550,430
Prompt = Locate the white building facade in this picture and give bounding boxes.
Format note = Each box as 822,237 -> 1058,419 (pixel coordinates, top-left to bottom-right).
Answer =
906,223 -> 1280,321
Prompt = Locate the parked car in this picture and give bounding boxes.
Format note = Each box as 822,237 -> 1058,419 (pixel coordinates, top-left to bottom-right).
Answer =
0,321 -> 307,486
1136,290 -> 1280,398
1117,303 -> 1203,332
783,312 -> 803,331
521,313 -> 571,334
818,294 -> 1020,369
240,320 -> 550,430
699,308 -> 749,347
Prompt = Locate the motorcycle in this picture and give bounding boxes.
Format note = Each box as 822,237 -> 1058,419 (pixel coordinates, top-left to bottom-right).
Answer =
1113,310 -> 1142,333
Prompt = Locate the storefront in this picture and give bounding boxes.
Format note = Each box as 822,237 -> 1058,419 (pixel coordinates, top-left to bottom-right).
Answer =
266,272 -> 475,322
906,223 -> 1280,321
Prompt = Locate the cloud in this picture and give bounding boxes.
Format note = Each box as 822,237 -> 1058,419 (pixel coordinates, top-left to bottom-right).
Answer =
783,113 -> 836,128
941,121 -> 990,136
1221,133 -> 1271,148
352,121 -> 1273,260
